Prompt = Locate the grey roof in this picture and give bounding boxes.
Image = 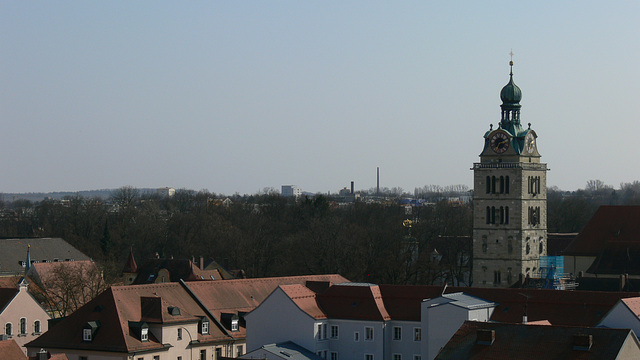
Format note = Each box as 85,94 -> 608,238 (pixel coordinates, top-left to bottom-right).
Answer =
424,292 -> 496,310
242,341 -> 322,360
0,238 -> 91,275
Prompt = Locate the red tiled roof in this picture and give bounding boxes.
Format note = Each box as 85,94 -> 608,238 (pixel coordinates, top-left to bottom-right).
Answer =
436,321 -> 637,360
378,285 -> 639,326
316,283 -> 391,321
132,259 -> 223,284
184,274 -> 348,337
26,283 -> 226,353
280,284 -> 326,319
621,297 -> 640,317
0,339 -> 26,360
564,206 -> 640,256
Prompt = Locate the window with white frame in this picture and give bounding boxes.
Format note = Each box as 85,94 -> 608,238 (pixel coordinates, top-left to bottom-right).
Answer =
33,320 -> 41,334
201,318 -> 209,335
83,328 -> 92,341
414,327 -> 422,341
236,345 -> 244,356
231,318 -> 239,331
330,352 -> 338,360
354,331 -> 360,341
317,323 -> 324,340
19,318 -> 26,335
177,328 -> 182,340
393,326 -> 401,340
141,327 -> 149,342
5,323 -> 12,336
364,327 -> 374,341
330,325 -> 339,339
393,355 -> 402,360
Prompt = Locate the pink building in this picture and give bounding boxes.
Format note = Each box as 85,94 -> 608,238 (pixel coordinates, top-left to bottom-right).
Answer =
0,279 -> 50,355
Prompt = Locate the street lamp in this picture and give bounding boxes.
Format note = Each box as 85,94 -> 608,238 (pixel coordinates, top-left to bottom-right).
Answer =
180,326 -> 194,360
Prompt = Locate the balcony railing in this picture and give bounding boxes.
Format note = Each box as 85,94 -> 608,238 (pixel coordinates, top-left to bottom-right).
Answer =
472,162 -> 547,170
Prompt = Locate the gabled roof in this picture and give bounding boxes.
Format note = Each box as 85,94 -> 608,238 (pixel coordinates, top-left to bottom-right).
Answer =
316,283 -> 391,321
0,238 -> 91,275
436,321 -> 639,360
26,283 -> 226,353
184,274 -> 348,337
280,284 -> 326,319
0,340 -> 26,360
563,206 -> 640,257
378,284 -> 639,326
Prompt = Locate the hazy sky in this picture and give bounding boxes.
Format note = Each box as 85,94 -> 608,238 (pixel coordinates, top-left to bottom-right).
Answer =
2,2 -> 639,195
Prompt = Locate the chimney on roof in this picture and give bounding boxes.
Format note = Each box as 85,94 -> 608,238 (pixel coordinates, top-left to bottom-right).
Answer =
351,181 -> 354,194
476,329 -> 495,345
573,334 -> 593,351
37,348 -> 49,360
200,256 -> 205,270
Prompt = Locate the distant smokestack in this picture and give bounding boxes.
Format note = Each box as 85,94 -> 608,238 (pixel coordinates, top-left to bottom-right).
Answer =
351,181 -> 354,194
377,167 -> 380,195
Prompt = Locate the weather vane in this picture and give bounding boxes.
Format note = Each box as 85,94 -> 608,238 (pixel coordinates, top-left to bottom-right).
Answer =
509,49 -> 514,74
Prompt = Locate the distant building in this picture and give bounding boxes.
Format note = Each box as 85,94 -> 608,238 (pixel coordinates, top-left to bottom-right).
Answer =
157,187 -> 175,197
0,238 -> 91,276
282,185 -> 302,197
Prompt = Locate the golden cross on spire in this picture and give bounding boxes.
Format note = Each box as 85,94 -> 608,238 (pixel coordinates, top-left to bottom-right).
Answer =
509,49 -> 514,66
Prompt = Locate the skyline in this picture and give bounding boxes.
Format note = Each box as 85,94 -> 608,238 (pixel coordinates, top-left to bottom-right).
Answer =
2,2 -> 639,195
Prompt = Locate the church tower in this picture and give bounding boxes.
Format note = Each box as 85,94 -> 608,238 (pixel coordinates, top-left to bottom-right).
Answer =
472,59 -> 548,287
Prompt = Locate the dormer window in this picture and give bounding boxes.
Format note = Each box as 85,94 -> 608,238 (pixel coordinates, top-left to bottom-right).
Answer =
200,317 -> 209,335
231,319 -> 239,332
83,321 -> 100,342
128,321 -> 149,342
83,328 -> 92,341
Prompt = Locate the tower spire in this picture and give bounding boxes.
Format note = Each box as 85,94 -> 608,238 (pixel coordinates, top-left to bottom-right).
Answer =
25,244 -> 31,274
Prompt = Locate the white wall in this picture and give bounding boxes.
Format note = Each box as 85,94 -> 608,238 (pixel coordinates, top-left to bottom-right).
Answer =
245,288 -> 316,352
599,300 -> 640,335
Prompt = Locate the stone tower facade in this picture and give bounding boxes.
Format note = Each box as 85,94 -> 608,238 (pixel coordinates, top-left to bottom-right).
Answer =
472,61 -> 548,287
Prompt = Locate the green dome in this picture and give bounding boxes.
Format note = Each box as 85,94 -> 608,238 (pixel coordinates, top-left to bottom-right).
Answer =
500,67 -> 522,105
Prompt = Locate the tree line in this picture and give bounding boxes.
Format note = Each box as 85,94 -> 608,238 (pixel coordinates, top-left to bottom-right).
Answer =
2,180 -> 640,285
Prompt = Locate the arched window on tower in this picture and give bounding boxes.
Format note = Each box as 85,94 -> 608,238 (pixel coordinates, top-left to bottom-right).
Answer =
486,176 -> 491,194
500,176 -> 505,194
500,206 -> 505,224
486,207 -> 491,224
491,176 -> 496,194
505,206 -> 509,224
505,176 -> 510,194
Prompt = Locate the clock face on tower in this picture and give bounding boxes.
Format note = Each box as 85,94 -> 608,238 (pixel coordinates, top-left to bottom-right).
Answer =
525,132 -> 536,154
490,132 -> 510,154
